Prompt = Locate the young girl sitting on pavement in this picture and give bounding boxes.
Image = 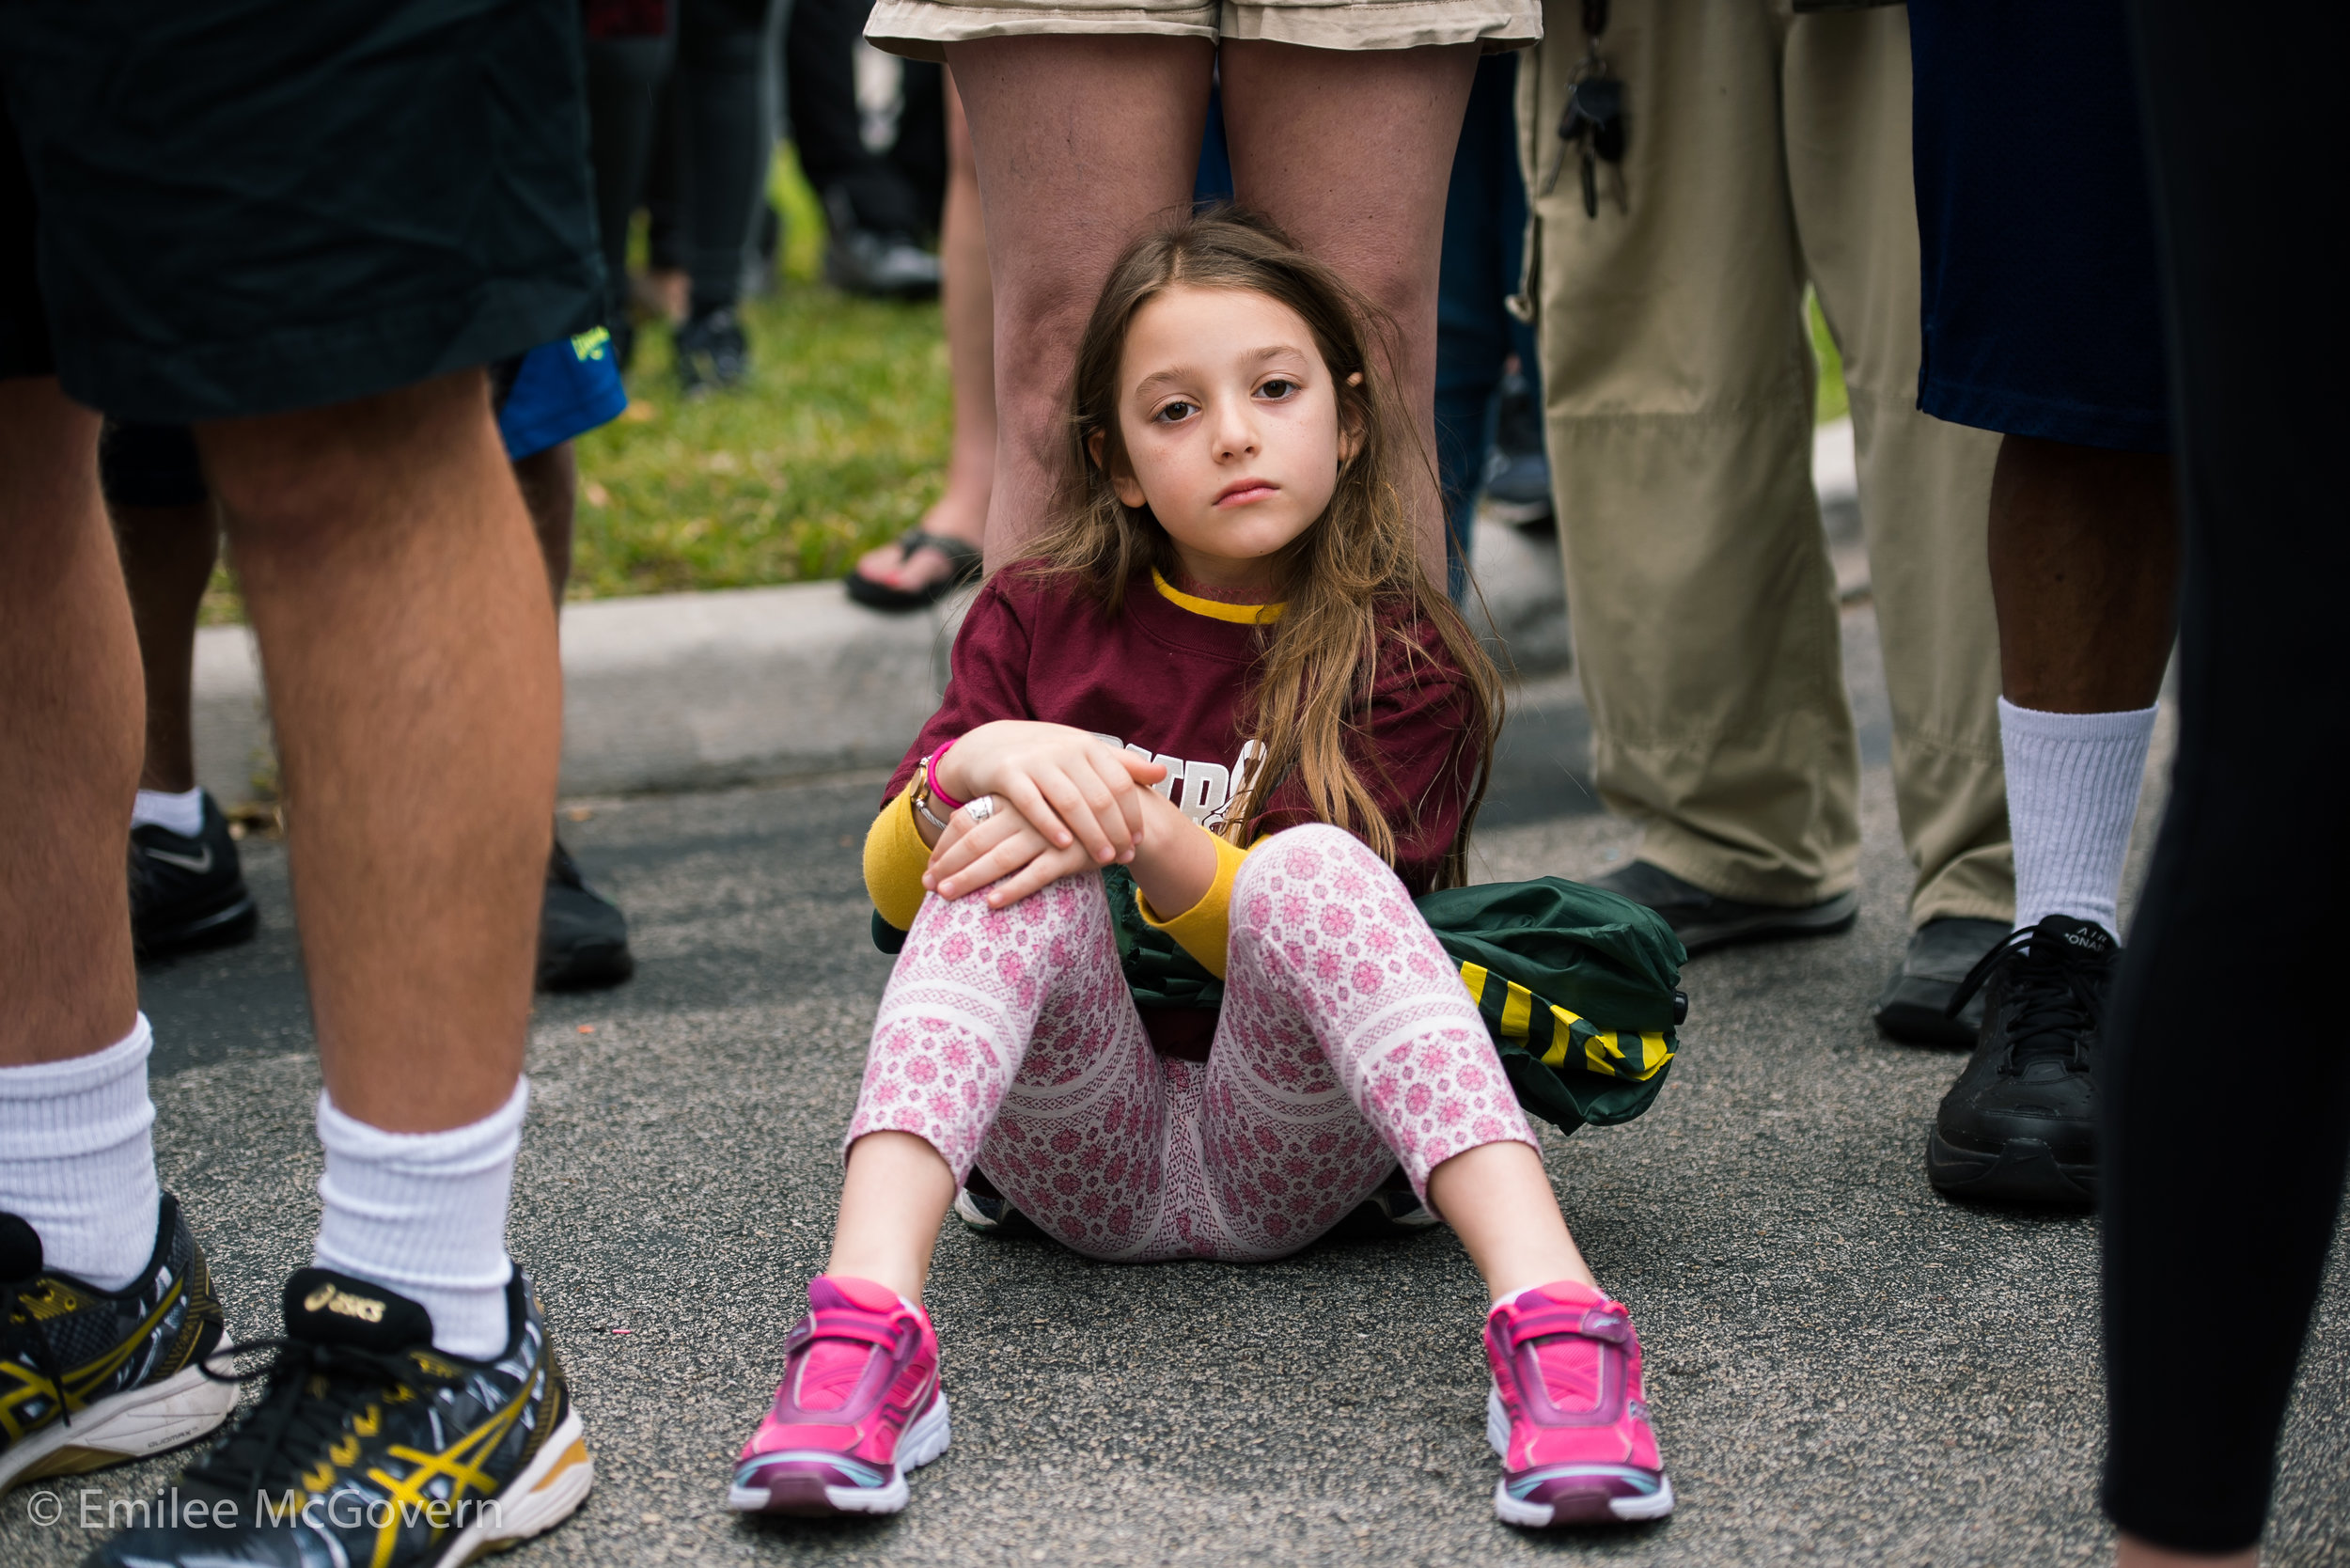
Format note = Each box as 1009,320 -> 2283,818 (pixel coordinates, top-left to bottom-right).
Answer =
727,211 -> 1674,1529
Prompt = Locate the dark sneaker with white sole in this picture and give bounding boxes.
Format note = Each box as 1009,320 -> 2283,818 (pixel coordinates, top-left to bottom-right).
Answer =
1872,917 -> 2009,1048
540,837 -> 634,992
1927,914 -> 2116,1206
950,1169 -> 1028,1234
88,1266 -> 593,1567
2,1198 -> 235,1496
1593,860 -> 1856,955
1356,1166 -> 1441,1231
130,792 -> 258,958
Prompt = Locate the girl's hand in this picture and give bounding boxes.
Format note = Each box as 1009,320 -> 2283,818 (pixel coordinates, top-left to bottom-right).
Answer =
934,720 -> 1166,869
925,799 -> 1097,910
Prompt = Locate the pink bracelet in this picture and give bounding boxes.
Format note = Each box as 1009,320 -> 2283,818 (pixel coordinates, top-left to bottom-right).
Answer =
924,738 -> 964,811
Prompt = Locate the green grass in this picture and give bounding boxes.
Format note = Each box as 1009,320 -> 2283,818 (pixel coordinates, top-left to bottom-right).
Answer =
1809,288 -> 1850,426
569,283 -> 948,600
564,145 -> 955,599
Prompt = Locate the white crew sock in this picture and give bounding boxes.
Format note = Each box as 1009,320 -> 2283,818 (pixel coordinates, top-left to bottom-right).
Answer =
131,786 -> 205,838
314,1080 -> 528,1359
0,1017 -> 162,1291
1999,697 -> 2159,936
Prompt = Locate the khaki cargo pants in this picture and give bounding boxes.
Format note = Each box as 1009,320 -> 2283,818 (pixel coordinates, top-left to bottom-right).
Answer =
1517,0 -> 2010,925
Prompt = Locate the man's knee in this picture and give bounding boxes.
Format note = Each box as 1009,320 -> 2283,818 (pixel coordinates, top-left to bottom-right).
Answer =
0,380 -> 102,550
199,370 -> 497,544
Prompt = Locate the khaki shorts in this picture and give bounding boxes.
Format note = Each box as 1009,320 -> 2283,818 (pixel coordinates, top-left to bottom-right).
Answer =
867,0 -> 1538,62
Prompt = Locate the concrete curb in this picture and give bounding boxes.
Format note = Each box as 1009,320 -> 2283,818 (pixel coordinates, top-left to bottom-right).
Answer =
189,518 -> 1577,807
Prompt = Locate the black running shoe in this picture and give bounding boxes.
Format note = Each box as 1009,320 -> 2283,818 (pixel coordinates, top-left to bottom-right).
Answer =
1872,917 -> 2008,1048
130,792 -> 258,958
1926,914 -> 2116,1206
1594,860 -> 1857,955
90,1267 -> 594,1567
675,306 -> 749,396
540,837 -> 634,991
1,1197 -> 235,1494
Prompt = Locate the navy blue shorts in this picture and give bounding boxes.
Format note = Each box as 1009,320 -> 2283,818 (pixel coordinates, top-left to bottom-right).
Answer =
1908,0 -> 2170,454
490,331 -> 629,461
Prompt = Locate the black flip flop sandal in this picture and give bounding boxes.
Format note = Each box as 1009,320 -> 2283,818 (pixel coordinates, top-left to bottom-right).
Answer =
844,528 -> 983,612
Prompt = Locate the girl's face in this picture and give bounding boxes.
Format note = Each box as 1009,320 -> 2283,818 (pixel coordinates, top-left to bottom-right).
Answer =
1090,284 -> 1358,593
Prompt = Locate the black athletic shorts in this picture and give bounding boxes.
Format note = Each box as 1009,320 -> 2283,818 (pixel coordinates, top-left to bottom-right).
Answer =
0,0 -> 604,423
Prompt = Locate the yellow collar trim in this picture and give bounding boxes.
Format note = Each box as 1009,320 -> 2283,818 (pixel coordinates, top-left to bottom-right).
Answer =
1152,569 -> 1285,624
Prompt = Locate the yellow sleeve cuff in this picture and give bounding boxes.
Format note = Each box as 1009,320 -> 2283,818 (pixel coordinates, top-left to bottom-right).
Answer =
1136,832 -> 1250,980
863,783 -> 932,933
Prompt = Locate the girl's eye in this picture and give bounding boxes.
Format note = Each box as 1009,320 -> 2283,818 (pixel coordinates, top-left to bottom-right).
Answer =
1152,400 -> 1197,423
1258,379 -> 1297,400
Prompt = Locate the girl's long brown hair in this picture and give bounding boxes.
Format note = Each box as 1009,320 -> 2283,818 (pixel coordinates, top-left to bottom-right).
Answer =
1019,208 -> 1502,888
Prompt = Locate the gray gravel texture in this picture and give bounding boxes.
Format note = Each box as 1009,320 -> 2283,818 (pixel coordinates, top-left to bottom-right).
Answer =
7,603 -> 2344,1568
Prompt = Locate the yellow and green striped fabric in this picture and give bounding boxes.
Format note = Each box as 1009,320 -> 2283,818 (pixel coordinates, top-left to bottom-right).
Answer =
1457,962 -> 1673,1084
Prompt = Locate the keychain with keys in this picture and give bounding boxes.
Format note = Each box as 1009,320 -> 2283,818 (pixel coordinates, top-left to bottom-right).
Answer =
1542,0 -> 1627,218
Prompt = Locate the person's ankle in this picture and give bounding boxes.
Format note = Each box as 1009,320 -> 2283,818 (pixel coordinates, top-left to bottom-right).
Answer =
1490,1275 -> 1604,1310
817,1265 -> 925,1309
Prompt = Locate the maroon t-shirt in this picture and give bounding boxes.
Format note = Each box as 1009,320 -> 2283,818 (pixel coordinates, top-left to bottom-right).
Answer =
884,566 -> 1480,1058
886,565 -> 1478,893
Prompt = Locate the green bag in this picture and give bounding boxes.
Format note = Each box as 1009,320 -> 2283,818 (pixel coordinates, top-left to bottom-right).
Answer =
1414,877 -> 1686,1136
881,868 -> 1687,1138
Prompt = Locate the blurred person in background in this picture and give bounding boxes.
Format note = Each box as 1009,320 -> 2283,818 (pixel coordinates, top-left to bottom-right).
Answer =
1518,0 -> 2011,1043
1435,50 -> 1551,602
102,333 -> 638,991
0,0 -> 606,1558
866,0 -> 1539,580
844,71 -> 993,608
584,0 -> 678,371
790,0 -> 947,300
669,0 -> 790,391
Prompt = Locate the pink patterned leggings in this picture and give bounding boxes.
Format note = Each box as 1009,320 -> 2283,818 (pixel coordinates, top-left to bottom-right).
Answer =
846,823 -> 1536,1262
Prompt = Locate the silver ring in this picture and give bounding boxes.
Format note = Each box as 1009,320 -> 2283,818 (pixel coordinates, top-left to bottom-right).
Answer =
964,795 -> 997,823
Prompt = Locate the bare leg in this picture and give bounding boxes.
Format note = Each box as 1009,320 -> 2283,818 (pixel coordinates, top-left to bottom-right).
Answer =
511,441 -> 578,607
1988,435 -> 2178,713
197,370 -> 560,1133
2117,1537 -> 2256,1568
1219,40 -> 1479,582
0,381 -> 142,1068
112,501 -> 219,793
855,71 -> 997,594
1428,1140 -> 1596,1301
825,1130 -> 957,1301
945,35 -> 1213,569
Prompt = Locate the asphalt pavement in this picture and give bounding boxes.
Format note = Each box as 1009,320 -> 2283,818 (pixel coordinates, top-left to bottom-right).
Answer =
7,600 -> 2345,1568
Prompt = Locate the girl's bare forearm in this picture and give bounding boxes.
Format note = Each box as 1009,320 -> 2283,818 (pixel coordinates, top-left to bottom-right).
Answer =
1127,789 -> 1220,918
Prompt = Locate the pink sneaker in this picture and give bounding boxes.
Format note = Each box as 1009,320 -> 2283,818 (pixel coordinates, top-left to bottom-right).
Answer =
728,1275 -> 950,1515
1483,1280 -> 1674,1526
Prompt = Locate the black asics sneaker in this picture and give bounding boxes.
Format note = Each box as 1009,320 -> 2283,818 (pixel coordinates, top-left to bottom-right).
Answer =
540,837 -> 634,991
1,1197 -> 235,1494
91,1267 -> 593,1567
1927,914 -> 2117,1206
130,792 -> 258,958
